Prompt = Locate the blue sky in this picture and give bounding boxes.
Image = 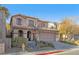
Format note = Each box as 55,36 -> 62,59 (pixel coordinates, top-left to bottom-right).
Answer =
1,4 -> 79,23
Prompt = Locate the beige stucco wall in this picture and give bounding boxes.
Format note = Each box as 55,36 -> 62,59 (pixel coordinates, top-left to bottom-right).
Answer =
13,29 -> 57,43
23,30 -> 27,38
12,16 -> 28,27
13,29 -> 18,38
12,16 -> 37,27
12,16 -> 48,28
37,20 -> 48,28
26,18 -> 37,27
13,29 -> 28,39
11,15 -> 57,43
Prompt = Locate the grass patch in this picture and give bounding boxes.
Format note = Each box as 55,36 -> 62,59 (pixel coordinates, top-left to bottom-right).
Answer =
60,40 -> 76,45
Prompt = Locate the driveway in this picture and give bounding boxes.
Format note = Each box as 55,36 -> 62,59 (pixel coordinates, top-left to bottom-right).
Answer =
52,41 -> 77,50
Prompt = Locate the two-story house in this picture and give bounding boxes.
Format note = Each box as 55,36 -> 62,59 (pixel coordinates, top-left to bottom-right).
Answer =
10,14 -> 58,43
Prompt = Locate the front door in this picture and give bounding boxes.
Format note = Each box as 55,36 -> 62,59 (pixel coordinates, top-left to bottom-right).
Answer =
27,31 -> 31,41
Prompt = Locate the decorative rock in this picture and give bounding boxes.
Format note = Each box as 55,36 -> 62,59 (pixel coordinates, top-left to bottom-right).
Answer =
28,41 -> 37,50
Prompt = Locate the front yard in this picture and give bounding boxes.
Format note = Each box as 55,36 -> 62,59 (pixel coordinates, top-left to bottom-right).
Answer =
11,37 -> 55,52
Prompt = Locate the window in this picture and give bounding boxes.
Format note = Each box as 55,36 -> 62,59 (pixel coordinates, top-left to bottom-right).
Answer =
28,20 -> 34,27
16,18 -> 21,25
42,23 -> 46,27
38,22 -> 46,28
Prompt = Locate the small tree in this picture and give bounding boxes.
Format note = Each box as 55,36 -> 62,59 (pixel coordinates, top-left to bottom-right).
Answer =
59,18 -> 74,41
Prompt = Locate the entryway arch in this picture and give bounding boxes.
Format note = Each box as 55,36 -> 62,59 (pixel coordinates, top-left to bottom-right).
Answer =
27,31 -> 31,41
18,30 -> 23,37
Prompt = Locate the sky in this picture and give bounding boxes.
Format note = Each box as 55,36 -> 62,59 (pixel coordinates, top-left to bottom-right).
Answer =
1,4 -> 79,24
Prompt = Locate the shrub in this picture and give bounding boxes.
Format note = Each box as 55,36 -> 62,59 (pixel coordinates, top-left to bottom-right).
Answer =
73,40 -> 79,45
11,37 -> 18,47
11,37 -> 27,47
60,40 -> 77,45
17,37 -> 26,47
47,43 -> 54,47
37,41 -> 54,48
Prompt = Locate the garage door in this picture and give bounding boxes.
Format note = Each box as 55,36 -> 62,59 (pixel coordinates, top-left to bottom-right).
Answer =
39,32 -> 56,43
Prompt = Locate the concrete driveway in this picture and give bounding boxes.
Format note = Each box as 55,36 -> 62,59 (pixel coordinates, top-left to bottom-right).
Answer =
52,41 -> 77,50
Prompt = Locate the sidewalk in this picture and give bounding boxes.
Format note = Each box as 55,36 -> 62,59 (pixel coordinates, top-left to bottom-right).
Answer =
55,46 -> 79,55
6,49 -> 64,55
4,47 -> 64,55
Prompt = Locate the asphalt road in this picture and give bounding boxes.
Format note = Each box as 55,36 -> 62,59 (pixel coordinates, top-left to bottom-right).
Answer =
57,48 -> 79,55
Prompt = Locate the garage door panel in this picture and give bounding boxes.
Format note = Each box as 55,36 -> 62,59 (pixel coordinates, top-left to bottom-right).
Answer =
39,32 -> 56,43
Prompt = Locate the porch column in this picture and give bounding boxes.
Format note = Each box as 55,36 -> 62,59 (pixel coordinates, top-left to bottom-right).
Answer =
36,32 -> 39,41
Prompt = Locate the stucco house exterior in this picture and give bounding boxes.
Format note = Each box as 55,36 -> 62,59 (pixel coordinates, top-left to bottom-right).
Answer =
10,14 -> 58,43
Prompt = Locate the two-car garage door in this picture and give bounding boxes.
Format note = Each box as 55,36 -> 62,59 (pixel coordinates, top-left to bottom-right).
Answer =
39,31 -> 56,43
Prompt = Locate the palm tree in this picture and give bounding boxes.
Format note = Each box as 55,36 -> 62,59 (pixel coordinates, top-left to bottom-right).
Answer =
0,6 -> 9,18
0,6 -> 9,44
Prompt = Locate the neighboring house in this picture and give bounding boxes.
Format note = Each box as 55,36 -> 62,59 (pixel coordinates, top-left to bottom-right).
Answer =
10,14 -> 58,43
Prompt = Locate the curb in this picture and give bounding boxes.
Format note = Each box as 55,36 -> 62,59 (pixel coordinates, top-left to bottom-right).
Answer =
35,50 -> 64,55
55,47 -> 79,55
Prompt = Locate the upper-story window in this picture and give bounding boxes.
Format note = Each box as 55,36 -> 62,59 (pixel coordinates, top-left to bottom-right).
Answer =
28,20 -> 34,27
37,21 -> 47,28
41,23 -> 46,27
40,23 -> 48,28
16,18 -> 22,25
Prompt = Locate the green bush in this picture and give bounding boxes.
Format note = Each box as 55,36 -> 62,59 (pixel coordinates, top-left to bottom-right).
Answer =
72,40 -> 79,46
37,41 -> 54,48
17,37 -> 26,47
11,37 -> 27,47
47,43 -> 54,47
60,40 -> 76,45
11,37 -> 18,47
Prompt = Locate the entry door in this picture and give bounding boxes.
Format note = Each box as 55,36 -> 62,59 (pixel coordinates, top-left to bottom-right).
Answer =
27,31 -> 31,41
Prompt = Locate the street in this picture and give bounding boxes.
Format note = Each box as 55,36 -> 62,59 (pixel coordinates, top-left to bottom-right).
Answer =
56,47 -> 79,55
